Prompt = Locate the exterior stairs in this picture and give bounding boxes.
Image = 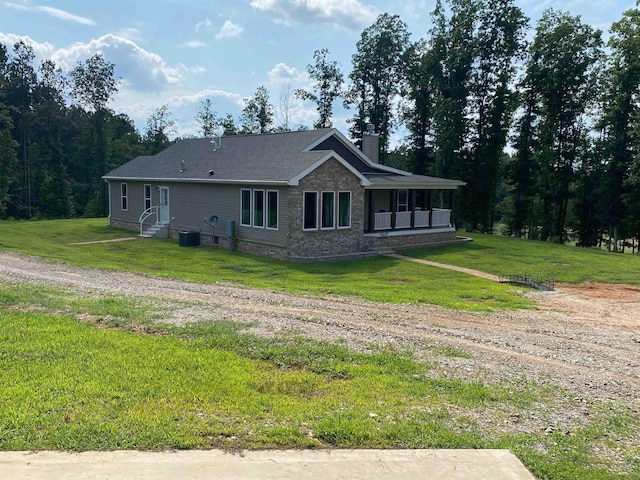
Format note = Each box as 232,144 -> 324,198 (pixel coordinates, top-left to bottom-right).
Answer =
139,222 -> 168,238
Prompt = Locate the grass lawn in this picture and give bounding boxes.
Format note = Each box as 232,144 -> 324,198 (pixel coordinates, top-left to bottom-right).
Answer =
1,284 -> 638,479
0,218 -> 532,312
403,231 -> 640,285
2,218 -> 639,479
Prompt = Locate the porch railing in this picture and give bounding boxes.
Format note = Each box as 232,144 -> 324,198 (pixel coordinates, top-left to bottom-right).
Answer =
414,210 -> 430,228
374,212 -> 392,230
372,208 -> 452,231
138,205 -> 159,235
431,208 -> 451,227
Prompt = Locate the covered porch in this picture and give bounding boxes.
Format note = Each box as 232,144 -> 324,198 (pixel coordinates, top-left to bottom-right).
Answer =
364,188 -> 456,233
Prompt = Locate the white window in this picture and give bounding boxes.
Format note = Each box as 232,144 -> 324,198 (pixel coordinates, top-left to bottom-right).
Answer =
321,191 -> 335,229
267,190 -> 278,230
253,190 -> 265,228
120,183 -> 128,211
241,189 -> 251,226
398,189 -> 408,212
303,191 -> 318,230
338,191 -> 351,228
144,184 -> 151,211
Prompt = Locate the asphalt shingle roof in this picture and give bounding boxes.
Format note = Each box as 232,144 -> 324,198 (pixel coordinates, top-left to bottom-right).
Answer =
104,128 -> 464,188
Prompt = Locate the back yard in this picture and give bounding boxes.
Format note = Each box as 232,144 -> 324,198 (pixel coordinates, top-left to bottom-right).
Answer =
0,219 -> 639,479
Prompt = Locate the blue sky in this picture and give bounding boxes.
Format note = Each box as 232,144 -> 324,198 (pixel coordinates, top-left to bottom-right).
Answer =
0,0 -> 634,141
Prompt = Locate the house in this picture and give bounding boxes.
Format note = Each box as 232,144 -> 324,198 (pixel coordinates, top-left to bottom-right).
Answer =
103,128 -> 465,261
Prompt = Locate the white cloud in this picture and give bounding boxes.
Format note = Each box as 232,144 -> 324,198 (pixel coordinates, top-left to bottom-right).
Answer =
4,1 -> 96,25
115,28 -> 144,42
167,89 -> 245,109
183,40 -> 207,48
35,6 -> 95,25
267,63 -> 307,85
45,34 -> 184,93
4,2 -> 29,11
215,19 -> 243,39
0,32 -> 56,57
195,17 -> 212,33
250,0 -> 378,31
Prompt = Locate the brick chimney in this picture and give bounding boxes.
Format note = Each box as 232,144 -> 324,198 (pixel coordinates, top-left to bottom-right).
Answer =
362,123 -> 379,163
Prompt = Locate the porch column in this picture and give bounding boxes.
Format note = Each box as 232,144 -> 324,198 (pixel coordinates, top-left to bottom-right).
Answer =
449,189 -> 455,228
367,189 -> 374,233
391,189 -> 398,229
410,190 -> 416,228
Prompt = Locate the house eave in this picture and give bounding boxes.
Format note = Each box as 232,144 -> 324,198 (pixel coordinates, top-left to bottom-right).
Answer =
288,152 -> 371,187
304,128 -> 411,177
102,176 -> 290,186
365,182 -> 465,190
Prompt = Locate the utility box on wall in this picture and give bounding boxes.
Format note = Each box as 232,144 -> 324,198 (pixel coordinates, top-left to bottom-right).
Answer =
226,220 -> 234,252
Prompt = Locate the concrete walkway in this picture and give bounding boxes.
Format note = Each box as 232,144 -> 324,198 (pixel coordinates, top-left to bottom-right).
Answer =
387,253 -> 501,282
1,449 -> 534,480
68,237 -> 138,245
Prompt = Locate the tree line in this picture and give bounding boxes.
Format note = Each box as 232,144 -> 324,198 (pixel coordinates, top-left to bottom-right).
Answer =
1,1 -> 639,252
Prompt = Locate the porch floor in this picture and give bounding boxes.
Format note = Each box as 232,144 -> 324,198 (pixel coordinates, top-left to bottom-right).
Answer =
364,227 -> 455,237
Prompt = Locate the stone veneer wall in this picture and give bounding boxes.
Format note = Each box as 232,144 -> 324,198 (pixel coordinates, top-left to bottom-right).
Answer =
286,158 -> 368,260
368,229 -> 457,251
109,218 -> 139,233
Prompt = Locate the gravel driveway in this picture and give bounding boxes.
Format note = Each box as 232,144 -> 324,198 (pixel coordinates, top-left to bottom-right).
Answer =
1,251 -> 639,424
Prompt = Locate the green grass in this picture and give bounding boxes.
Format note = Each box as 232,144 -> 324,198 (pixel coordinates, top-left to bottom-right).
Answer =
1,286 -> 638,479
0,219 -> 532,312
2,219 -> 640,477
403,232 -> 640,285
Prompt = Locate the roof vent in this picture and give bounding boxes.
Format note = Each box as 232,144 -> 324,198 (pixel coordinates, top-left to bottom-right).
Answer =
208,169 -> 214,176
210,134 -> 222,152
180,159 -> 186,173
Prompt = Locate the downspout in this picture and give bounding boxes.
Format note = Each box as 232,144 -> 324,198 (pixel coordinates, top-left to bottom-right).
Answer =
104,178 -> 112,225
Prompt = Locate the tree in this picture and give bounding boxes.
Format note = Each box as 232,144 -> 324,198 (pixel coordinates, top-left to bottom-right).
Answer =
6,41 -> 38,218
240,85 -> 273,134
69,54 -> 120,217
296,49 -> 344,129
505,88 -> 538,238
346,13 -> 410,161
0,105 -> 19,218
401,40 -> 439,175
595,6 -> 640,250
428,0 -> 477,179
70,54 -> 118,112
220,113 -> 239,136
519,9 -> 602,242
462,0 -> 528,232
196,98 -> 218,137
274,82 -> 294,132
144,104 -> 176,154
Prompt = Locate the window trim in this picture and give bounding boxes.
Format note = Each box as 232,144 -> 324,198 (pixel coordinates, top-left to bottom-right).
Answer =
321,191 -> 335,230
266,190 -> 279,231
144,184 -> 151,211
120,182 -> 128,211
338,191 -> 352,229
303,191 -> 319,231
240,188 -> 252,226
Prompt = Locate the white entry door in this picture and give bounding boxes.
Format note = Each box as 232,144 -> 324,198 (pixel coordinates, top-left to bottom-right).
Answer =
159,187 -> 170,223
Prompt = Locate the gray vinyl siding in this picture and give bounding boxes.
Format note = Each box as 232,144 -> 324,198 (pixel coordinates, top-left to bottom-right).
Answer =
108,181 -> 151,224
235,187 -> 288,247
108,180 -> 288,247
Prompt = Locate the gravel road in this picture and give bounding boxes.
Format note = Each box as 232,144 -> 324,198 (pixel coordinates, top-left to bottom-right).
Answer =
2,251 -> 639,423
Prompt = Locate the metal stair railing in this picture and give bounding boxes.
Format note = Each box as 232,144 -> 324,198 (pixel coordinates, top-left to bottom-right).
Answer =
138,206 -> 159,235
499,274 -> 555,291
